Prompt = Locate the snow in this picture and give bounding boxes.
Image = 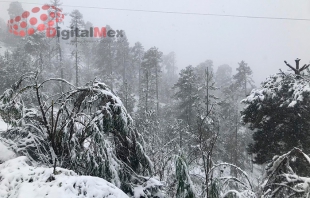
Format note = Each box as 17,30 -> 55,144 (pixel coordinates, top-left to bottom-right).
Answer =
0,141 -> 15,163
133,177 -> 164,198
133,185 -> 145,198
288,100 -> 297,107
0,118 -> 13,163
222,189 -> 256,198
0,117 -> 8,131
243,73 -> 310,109
0,156 -> 129,198
260,148 -> 310,197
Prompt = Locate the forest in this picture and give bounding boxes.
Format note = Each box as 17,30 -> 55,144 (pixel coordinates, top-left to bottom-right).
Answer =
1,1 -> 310,198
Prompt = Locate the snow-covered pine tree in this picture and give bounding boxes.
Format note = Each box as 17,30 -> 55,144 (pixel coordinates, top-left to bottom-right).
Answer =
139,47 -> 162,114
232,60 -> 255,96
0,72 -> 163,196
173,65 -> 199,129
219,61 -> 256,174
208,163 -> 255,198
173,65 -> 221,197
193,68 -> 220,198
175,155 -> 196,198
219,78 -> 250,174
241,59 -> 310,173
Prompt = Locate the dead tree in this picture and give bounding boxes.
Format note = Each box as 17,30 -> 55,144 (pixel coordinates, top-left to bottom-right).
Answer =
284,58 -> 310,75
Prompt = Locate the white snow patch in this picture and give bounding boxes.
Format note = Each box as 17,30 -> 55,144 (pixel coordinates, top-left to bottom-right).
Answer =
0,157 -> 129,198
288,100 -> 297,107
0,117 -> 8,131
0,141 -> 15,163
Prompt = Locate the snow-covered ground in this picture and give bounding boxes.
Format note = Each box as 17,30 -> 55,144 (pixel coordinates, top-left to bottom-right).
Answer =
0,114 -> 128,198
0,141 -> 15,163
248,164 -> 264,188
0,117 -> 8,131
0,156 -> 129,198
0,117 -> 12,163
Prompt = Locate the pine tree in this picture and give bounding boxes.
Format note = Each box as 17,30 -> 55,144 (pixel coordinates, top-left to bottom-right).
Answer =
115,32 -> 130,84
215,64 -> 232,89
173,65 -> 199,129
130,42 -> 144,94
194,68 -> 219,197
48,0 -> 65,92
139,47 -> 162,114
175,155 -> 196,198
6,1 -> 24,45
241,59 -> 310,168
69,9 -> 85,86
233,60 -> 255,96
173,65 -> 220,197
161,52 -> 178,103
0,43 -> 34,93
196,60 -> 214,74
117,80 -> 136,114
219,61 -> 255,173
7,1 -> 24,19
80,21 -> 96,83
215,64 -> 234,167
94,25 -> 116,89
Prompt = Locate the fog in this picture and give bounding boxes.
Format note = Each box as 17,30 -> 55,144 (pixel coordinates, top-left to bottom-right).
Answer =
2,1 -> 310,197
1,0 -> 310,85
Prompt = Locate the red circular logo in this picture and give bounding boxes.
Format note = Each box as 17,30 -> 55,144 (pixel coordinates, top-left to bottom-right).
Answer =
7,5 -> 64,37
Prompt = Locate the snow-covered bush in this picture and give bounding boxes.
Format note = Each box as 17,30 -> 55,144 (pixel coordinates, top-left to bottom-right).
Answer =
0,156 -> 129,198
260,148 -> 310,198
0,73 -> 163,197
175,155 -> 196,198
208,163 -> 256,198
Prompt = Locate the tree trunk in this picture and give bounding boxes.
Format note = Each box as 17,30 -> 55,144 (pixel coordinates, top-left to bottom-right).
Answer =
75,22 -> 78,87
156,62 -> 159,114
145,70 -> 149,112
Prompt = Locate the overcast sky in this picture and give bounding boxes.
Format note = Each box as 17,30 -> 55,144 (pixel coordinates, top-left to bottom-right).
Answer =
1,0 -> 310,85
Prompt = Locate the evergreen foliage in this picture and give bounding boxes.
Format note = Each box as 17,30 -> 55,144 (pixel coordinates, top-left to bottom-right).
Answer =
175,155 -> 196,198
0,73 -> 163,196
241,72 -> 310,165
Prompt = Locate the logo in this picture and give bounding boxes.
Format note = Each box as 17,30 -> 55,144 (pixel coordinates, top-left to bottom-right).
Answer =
8,5 -> 64,37
7,5 -> 123,39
